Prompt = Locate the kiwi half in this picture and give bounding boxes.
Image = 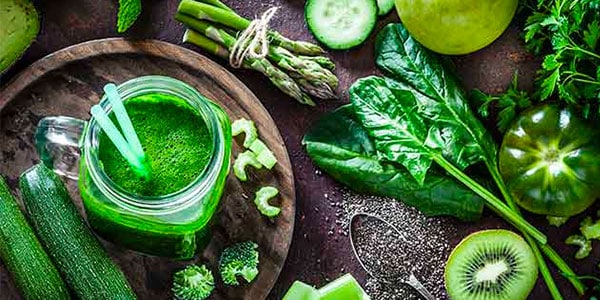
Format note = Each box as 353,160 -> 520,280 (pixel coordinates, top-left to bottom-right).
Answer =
445,230 -> 538,300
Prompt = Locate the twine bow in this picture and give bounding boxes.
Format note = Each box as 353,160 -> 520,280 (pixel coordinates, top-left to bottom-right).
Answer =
229,7 -> 279,68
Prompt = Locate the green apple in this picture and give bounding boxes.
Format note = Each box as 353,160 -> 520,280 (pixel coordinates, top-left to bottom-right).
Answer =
394,0 -> 518,55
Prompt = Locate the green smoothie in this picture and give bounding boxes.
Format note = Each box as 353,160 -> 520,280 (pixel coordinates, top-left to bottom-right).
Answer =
98,93 -> 213,196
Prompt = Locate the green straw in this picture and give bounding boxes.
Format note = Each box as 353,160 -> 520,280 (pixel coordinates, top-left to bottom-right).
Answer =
104,84 -> 145,158
91,105 -> 150,180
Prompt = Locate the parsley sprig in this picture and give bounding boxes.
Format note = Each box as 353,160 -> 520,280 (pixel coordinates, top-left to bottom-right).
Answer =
526,0 -> 600,116
471,74 -> 532,133
473,0 -> 600,131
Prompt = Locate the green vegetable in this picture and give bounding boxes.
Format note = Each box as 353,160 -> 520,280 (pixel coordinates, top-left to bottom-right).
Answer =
303,105 -> 484,221
0,0 -> 39,73
177,0 -> 338,105
282,281 -> 319,300
523,0 -> 600,118
232,118 -> 258,148
249,139 -> 277,169
359,24 -> 543,243
305,0 -> 378,50
318,274 -> 370,300
233,151 -> 262,182
305,23 -> 585,297
283,274 -> 370,300
180,0 -> 325,55
580,217 -> 600,240
219,241 -> 259,286
376,0 -> 395,16
172,264 -> 215,300
499,104 -> 600,217
19,164 -> 136,300
372,23 -> 583,297
565,235 -> 592,259
547,216 -> 569,227
254,186 -> 281,217
470,73 -> 533,133
0,176 -> 70,300
117,0 -> 142,33
394,0 -> 518,55
476,0 -> 600,129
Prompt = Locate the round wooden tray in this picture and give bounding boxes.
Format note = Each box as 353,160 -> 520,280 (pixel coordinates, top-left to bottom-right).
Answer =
0,38 -> 295,300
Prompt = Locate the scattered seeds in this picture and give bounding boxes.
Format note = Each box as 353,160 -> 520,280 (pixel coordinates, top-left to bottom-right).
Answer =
336,189 -> 457,299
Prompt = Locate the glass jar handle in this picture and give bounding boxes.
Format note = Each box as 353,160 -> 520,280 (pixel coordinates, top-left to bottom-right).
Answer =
34,116 -> 86,180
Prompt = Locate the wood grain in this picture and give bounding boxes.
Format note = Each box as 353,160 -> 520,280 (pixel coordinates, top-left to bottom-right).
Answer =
0,38 -> 295,300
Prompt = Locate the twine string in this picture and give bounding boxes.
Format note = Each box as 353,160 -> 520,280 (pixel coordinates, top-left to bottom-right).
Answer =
229,7 -> 279,68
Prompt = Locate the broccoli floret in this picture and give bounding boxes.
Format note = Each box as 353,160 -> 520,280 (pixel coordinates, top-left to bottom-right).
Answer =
219,241 -> 260,286
172,264 -> 215,300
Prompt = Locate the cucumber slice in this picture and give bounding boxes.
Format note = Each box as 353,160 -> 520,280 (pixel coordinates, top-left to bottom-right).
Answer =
305,0 -> 378,50
377,0 -> 395,16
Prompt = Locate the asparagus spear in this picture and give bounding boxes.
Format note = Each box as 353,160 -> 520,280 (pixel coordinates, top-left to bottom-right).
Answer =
178,0 -> 325,56
177,13 -> 337,99
183,29 -> 315,106
299,55 -> 336,72
197,0 -> 230,11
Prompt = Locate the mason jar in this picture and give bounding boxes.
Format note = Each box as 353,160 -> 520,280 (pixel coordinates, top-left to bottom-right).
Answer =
35,76 -> 231,260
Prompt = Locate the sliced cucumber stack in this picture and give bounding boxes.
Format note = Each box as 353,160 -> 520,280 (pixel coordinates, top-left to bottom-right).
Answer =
377,0 -> 395,16
305,0 -> 377,50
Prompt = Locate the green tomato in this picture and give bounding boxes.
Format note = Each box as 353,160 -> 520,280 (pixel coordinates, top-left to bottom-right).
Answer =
394,0 -> 518,55
499,104 -> 600,217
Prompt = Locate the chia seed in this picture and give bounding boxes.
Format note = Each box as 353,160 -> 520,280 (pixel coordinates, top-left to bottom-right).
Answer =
338,190 -> 456,300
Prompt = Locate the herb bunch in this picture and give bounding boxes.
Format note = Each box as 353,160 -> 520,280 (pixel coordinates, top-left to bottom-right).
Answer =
474,0 -> 600,131
526,0 -> 600,116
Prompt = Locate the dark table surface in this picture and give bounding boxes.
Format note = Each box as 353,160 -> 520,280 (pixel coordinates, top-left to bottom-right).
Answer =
1,0 -> 597,299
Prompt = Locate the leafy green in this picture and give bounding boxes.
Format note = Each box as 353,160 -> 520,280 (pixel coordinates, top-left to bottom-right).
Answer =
117,0 -> 142,33
475,0 -> 600,131
373,24 -> 500,180
470,74 -> 533,133
581,217 -> 600,240
172,264 -> 214,300
525,0 -> 600,116
565,235 -> 592,260
303,105 -> 484,221
304,23 -> 586,297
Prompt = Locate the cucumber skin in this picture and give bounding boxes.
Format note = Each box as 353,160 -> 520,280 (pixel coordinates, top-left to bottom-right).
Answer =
0,176 -> 70,300
305,0 -> 378,50
19,164 -> 136,300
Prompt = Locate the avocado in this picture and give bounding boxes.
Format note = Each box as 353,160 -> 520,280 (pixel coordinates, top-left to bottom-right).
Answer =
0,0 -> 40,74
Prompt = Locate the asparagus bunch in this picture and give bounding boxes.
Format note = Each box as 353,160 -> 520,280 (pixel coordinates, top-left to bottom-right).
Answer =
176,0 -> 338,105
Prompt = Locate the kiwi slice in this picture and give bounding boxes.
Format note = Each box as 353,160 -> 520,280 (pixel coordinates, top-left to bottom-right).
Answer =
445,230 -> 538,300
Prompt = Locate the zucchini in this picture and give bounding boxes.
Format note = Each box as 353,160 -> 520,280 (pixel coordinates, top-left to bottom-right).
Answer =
0,175 -> 70,300
305,0 -> 378,50
19,164 -> 136,300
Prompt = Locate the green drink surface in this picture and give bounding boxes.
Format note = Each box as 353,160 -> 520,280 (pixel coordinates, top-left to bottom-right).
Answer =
98,93 -> 213,197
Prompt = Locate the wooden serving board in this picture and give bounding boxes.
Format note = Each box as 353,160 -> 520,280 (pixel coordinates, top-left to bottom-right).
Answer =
0,38 -> 295,300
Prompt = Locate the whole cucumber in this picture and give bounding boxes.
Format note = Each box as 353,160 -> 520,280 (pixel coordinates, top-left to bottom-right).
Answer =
0,175 -> 70,300
19,164 -> 136,300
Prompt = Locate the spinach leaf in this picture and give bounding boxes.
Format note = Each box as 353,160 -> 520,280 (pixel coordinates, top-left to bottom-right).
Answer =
347,24 -> 547,243
303,105 -> 484,221
368,24 -> 499,179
